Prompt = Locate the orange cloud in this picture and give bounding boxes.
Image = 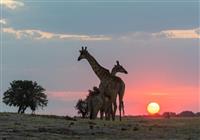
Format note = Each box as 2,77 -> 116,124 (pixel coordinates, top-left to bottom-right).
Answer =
153,28 -> 200,39
118,28 -> 200,42
3,27 -> 112,41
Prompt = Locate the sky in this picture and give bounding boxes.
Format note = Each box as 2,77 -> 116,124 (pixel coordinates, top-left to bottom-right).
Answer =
0,0 -> 199,116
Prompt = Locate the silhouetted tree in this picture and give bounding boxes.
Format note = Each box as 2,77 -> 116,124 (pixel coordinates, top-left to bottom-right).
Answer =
162,112 -> 176,118
196,112 -> 200,117
3,80 -> 48,114
75,99 -> 88,118
178,111 -> 195,117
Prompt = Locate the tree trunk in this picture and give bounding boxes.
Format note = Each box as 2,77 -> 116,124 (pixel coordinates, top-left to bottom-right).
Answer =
18,106 -> 22,114
21,106 -> 27,114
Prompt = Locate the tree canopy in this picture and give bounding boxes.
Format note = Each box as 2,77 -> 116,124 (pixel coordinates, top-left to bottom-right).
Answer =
3,80 -> 48,114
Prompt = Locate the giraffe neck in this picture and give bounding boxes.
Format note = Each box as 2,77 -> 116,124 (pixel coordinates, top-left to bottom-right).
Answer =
85,52 -> 110,81
111,68 -> 117,76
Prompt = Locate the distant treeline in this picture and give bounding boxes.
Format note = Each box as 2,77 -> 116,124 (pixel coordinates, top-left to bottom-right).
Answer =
123,111 -> 200,118
162,111 -> 200,118
126,111 -> 200,118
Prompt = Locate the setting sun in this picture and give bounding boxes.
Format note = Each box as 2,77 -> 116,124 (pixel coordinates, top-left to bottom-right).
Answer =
147,102 -> 160,115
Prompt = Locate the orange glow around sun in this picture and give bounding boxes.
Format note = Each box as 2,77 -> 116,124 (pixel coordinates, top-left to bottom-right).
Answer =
147,102 -> 160,115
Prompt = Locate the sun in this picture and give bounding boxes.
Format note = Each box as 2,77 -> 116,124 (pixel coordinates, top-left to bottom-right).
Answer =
147,102 -> 160,115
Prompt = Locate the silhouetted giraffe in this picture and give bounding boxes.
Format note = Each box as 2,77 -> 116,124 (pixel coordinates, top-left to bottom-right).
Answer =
86,86 -> 110,120
78,47 -> 117,120
78,47 -> 112,118
102,61 -> 127,121
110,60 -> 127,121
78,47 -> 127,120
86,61 -> 127,120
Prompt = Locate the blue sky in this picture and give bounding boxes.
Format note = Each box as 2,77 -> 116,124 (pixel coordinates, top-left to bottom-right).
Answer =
0,0 -> 199,116
5,1 -> 199,33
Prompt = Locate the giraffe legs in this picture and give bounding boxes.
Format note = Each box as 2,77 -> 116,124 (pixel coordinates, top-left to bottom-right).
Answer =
118,83 -> 125,121
100,109 -> 104,120
105,104 -> 112,120
119,100 -> 122,121
119,100 -> 125,121
112,101 -> 117,121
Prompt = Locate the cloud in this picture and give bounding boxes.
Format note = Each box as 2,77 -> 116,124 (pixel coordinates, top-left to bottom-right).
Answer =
3,26 -> 198,42
153,28 -> 200,39
0,19 -> 6,25
48,91 -> 87,101
0,0 -> 24,9
117,28 -> 200,43
2,27 -> 112,41
117,32 -> 154,41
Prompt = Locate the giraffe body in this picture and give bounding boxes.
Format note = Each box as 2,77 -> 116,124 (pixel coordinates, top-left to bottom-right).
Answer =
86,87 -> 110,119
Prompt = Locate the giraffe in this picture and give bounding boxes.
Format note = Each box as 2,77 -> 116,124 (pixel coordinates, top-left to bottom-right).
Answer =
85,62 -> 127,120
102,61 -> 128,121
86,86 -> 110,119
78,46 -> 113,118
110,60 -> 127,121
78,47 -> 127,120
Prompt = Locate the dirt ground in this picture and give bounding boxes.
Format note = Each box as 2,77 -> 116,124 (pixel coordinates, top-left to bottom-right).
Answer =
0,113 -> 199,140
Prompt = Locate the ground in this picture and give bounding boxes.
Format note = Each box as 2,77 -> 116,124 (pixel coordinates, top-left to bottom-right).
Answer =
0,113 -> 199,140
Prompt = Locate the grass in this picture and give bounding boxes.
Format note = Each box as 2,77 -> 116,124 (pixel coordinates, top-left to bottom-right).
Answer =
0,112 -> 199,140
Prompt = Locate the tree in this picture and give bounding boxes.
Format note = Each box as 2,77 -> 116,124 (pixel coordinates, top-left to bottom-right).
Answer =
196,112 -> 200,117
75,99 -> 88,118
178,111 -> 195,117
3,80 -> 48,114
162,112 -> 176,118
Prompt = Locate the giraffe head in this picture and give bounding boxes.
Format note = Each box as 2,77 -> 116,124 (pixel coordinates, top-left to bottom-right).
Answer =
112,60 -> 128,74
78,46 -> 88,61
